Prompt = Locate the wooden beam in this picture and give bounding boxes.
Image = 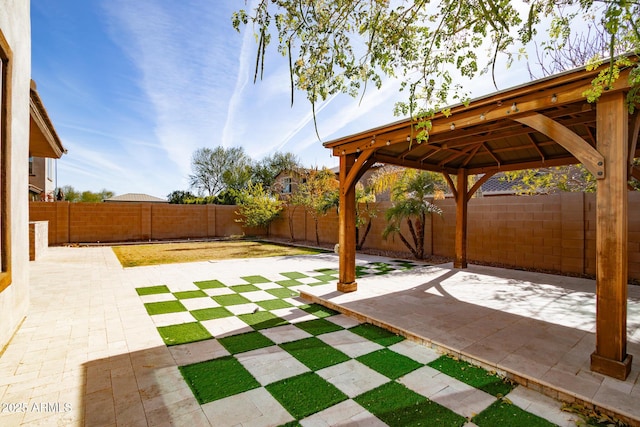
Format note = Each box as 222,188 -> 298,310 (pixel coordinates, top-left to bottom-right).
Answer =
454,169 -> 468,269
344,148 -> 374,191
467,172 -> 496,201
512,112 -> 605,178
442,173 -> 457,199
337,153 -> 358,292
628,112 -> 640,176
590,91 -> 633,380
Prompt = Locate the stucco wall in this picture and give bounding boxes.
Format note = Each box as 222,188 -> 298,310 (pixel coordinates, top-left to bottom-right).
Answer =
0,0 -> 31,353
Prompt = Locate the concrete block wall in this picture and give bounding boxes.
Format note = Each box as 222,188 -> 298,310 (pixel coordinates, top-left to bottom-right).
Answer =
29,192 -> 640,279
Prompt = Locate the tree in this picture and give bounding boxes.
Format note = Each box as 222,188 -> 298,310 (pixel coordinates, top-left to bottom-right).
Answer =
355,182 -> 377,250
167,190 -> 196,204
252,152 -> 302,189
233,1 -> 639,137
292,168 -> 339,245
502,165 -> 597,195
189,146 -> 254,196
235,183 -> 283,236
58,186 -> 114,202
372,168 -> 444,260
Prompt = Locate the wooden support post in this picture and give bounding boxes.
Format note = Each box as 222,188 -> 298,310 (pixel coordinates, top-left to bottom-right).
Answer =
338,153 -> 357,292
454,169 -> 468,269
591,92 -> 633,380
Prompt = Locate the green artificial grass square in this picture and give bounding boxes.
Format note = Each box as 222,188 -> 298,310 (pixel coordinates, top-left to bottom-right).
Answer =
180,356 -> 260,404
427,355 -> 514,397
136,285 -> 170,295
241,275 -> 271,284
267,288 -> 299,298
280,337 -> 350,370
472,399 -> 557,427
281,272 -> 308,279
349,323 -> 405,346
357,348 -> 422,380
315,268 -> 339,274
157,322 -> 212,346
278,422 -> 302,427
173,290 -> 208,299
266,372 -> 347,420
294,318 -> 344,336
218,331 -> 275,354
311,274 -> 337,283
144,300 -> 187,315
212,293 -> 251,306
355,382 -> 465,427
275,279 -> 304,287
256,299 -> 293,310
238,311 -> 288,330
230,284 -> 261,293
194,279 -> 226,289
299,304 -> 338,318
190,307 -> 233,321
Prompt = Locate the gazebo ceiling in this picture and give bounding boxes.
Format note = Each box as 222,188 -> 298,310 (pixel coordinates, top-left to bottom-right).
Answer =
325,63 -> 639,178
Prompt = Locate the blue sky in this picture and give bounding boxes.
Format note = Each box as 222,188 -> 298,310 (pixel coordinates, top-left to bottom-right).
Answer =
31,1 -> 532,199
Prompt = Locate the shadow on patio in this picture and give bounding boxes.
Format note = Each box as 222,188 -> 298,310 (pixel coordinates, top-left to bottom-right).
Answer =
301,263 -> 640,425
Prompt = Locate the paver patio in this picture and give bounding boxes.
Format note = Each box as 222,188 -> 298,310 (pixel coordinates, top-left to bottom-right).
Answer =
0,246 -> 637,425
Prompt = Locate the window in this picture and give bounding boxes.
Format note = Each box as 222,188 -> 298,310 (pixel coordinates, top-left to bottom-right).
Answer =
46,158 -> 53,181
283,177 -> 292,194
0,30 -> 12,292
28,157 -> 33,175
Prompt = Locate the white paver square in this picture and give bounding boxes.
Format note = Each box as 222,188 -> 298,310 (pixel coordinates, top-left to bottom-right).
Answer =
202,387 -> 294,427
259,324 -> 312,344
203,288 -> 235,297
506,386 -> 581,427
297,277 -> 323,285
236,345 -> 309,385
270,307 -> 318,323
300,399 -> 387,427
200,317 -> 253,338
226,303 -> 261,316
317,330 -> 383,358
254,282 -> 282,290
139,293 -> 176,303
399,366 -> 495,419
180,297 -> 220,311
150,312 -> 196,327
169,339 -> 230,366
325,314 -> 361,329
317,360 -> 389,398
388,340 -> 441,364
283,296 -> 306,306
240,290 -> 279,302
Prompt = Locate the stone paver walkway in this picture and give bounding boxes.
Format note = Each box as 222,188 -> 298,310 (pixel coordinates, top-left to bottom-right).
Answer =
0,246 -> 635,425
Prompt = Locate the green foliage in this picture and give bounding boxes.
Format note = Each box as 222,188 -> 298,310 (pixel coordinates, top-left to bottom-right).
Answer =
166,190 -> 195,204
252,151 -> 302,189
502,165 -> 596,195
59,185 -> 114,202
189,146 -> 253,196
235,182 -> 283,234
372,168 -> 444,259
235,1 -> 640,133
291,168 -> 339,245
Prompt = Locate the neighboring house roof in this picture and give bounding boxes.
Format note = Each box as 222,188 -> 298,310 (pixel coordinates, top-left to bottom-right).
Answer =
29,80 -> 67,158
104,193 -> 168,203
478,173 -> 522,196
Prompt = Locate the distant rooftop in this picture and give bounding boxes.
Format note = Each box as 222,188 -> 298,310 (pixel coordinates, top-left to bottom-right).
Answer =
104,193 -> 167,203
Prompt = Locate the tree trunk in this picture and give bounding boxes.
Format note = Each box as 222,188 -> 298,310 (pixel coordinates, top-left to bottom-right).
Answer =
356,220 -> 372,250
416,214 -> 425,259
398,232 -> 420,259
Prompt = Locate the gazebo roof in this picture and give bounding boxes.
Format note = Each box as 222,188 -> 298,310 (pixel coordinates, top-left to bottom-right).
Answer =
324,61 -> 639,178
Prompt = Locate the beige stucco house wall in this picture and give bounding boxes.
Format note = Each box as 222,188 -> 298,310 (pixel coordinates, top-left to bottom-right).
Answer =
0,0 -> 33,353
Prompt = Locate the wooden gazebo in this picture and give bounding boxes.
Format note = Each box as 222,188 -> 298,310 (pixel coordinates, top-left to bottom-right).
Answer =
324,62 -> 640,380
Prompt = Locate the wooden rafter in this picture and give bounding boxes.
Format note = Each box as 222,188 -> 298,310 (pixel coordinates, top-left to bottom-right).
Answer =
482,142 -> 501,166
524,133 -> 545,161
467,172 -> 496,201
461,143 -> 483,167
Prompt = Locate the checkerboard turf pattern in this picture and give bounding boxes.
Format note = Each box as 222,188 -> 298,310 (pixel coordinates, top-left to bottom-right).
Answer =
135,260 -> 559,427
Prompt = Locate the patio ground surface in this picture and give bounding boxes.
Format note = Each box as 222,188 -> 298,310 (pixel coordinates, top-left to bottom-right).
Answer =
0,246 -> 638,426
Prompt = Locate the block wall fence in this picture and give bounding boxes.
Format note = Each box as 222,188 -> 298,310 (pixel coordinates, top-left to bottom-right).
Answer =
30,191 -> 640,279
